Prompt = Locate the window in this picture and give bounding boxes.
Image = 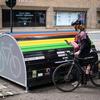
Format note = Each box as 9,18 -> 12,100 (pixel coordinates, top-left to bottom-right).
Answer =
2,9 -> 46,27
55,11 -> 86,26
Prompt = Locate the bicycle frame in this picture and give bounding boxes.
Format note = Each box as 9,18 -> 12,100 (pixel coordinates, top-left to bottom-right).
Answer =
74,58 -> 86,74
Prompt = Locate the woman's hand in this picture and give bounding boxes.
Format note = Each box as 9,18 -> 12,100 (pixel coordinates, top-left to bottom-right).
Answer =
74,50 -> 80,57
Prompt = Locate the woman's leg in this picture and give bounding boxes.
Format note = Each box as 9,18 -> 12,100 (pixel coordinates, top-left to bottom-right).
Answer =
86,64 -> 91,74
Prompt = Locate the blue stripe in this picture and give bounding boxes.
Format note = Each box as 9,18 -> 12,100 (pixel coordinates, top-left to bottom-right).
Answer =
6,30 -> 76,35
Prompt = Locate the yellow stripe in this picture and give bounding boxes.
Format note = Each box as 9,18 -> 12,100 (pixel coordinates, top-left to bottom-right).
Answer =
18,38 -> 74,46
19,41 -> 65,47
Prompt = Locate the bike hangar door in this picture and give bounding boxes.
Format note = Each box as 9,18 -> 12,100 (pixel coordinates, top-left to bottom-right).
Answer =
0,34 -> 27,89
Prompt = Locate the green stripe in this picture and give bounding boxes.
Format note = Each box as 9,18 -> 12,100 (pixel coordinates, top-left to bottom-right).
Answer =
21,45 -> 72,52
19,42 -> 73,53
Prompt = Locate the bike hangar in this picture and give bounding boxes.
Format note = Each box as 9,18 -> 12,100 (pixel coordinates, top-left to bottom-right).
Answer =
0,31 -> 77,90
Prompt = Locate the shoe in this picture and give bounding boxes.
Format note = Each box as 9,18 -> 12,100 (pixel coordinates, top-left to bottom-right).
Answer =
72,81 -> 81,87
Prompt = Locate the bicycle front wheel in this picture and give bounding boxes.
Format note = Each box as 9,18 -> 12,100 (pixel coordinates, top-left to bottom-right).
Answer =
52,63 -> 81,92
90,60 -> 100,87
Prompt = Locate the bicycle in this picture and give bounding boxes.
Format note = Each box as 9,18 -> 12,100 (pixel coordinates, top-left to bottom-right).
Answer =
52,48 -> 100,92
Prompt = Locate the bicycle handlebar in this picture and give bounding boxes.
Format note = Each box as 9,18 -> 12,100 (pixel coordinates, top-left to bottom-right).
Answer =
65,50 -> 96,61
65,51 -> 74,57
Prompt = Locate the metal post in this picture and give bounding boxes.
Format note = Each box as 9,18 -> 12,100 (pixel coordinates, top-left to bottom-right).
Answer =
10,7 -> 13,33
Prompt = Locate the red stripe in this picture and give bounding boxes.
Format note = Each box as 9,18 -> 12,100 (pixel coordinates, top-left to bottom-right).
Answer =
13,32 -> 77,39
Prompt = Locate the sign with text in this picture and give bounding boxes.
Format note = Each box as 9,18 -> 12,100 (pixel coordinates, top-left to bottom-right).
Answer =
14,11 -> 34,26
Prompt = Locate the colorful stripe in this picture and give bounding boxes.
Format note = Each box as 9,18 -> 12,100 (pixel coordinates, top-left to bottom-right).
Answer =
13,32 -> 77,39
18,38 -> 74,46
18,37 -> 74,53
21,43 -> 72,52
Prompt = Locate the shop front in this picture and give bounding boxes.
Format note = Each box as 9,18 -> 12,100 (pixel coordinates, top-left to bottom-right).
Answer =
2,9 -> 46,27
55,11 -> 86,26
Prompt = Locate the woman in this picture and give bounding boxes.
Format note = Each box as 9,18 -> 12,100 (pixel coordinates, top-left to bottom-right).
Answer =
74,25 -> 91,75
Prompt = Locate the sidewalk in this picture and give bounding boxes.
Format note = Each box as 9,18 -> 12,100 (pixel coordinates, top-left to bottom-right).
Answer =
87,29 -> 100,34
0,78 -> 25,99
88,33 -> 100,52
0,28 -> 100,33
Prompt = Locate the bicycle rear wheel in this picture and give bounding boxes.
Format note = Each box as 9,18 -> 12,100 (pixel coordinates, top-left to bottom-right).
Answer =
90,60 -> 100,87
52,62 -> 81,92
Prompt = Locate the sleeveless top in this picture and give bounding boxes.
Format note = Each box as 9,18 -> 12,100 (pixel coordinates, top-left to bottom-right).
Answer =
75,31 -> 91,57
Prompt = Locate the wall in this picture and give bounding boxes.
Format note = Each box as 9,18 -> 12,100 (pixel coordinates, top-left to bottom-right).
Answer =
0,0 -> 100,29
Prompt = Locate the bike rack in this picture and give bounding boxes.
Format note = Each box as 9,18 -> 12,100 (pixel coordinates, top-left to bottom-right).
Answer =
0,32 -> 76,90
0,34 -> 27,89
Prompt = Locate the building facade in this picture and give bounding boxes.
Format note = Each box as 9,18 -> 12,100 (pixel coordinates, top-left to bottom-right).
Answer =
0,0 -> 100,30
